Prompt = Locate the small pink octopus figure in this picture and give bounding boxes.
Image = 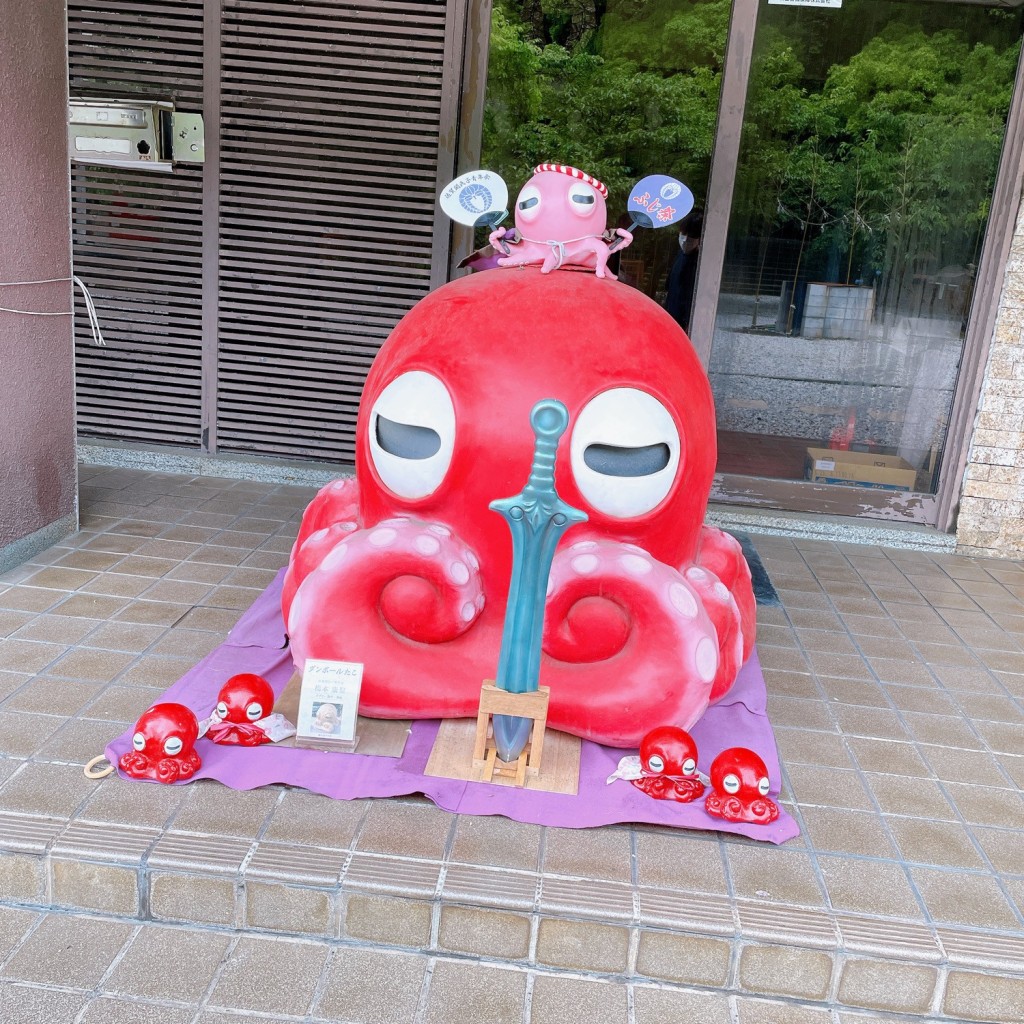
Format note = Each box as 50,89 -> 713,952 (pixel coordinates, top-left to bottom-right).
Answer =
704,747 -> 780,825
119,703 -> 202,783
488,163 -> 633,278
633,725 -> 705,802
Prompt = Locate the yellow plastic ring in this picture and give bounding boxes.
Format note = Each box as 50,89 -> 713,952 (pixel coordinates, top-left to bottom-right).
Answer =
83,754 -> 115,780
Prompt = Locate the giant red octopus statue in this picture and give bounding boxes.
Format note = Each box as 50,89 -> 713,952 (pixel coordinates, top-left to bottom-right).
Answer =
282,267 -> 755,748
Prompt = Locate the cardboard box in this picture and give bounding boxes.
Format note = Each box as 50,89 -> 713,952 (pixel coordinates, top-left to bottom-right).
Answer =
805,447 -> 917,490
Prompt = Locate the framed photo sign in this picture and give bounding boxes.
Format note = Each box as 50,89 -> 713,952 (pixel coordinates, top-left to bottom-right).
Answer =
295,659 -> 364,751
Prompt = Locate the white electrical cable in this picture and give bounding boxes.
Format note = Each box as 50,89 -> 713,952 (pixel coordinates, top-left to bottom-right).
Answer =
0,276 -> 106,345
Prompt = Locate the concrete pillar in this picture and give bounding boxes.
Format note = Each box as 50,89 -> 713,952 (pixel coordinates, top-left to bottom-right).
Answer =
0,1 -> 77,572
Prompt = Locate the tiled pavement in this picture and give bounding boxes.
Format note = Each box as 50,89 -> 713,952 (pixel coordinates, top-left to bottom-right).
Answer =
0,465 -> 1023,1023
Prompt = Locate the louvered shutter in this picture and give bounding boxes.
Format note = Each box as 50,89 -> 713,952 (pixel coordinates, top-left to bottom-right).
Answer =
68,1 -> 206,446
216,0 -> 453,461
68,0 -> 463,460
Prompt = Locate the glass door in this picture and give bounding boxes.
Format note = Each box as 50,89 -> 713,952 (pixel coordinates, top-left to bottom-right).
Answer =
704,0 -> 1023,517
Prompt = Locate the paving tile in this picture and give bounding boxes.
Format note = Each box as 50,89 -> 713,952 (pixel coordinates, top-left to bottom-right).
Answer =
0,983 -> 89,1024
738,943 -> 834,1000
0,760 -> 98,816
79,998 -> 196,1024
340,893 -> 429,946
53,593 -> 132,619
886,817 -> 987,869
735,998 -> 832,1024
316,947 -> 426,1024
785,764 -> 873,811
263,789 -> 366,849
102,924 -> 231,1001
633,985 -> 733,1024
865,773 -> 955,819
1,913 -> 134,988
635,930 -> 731,986
355,799 -> 454,860
846,737 -> 931,777
150,872 -> 238,925
543,825 -> 633,882
112,601 -> 191,626
115,655 -> 196,689
4,676 -> 104,717
10,615 -> 101,644
836,956 -> 937,1015
726,846 -> 825,906
81,620 -> 166,652
0,710 -> 66,757
424,960 -> 527,1024
449,813 -> 543,872
816,855 -> 924,919
910,867 -> 1021,929
972,826 -> 1024,874
171,780 -> 280,837
799,806 -> 897,858
0,638 -> 66,674
635,831 -> 728,893
529,974 -> 628,1024
82,684 -> 163,723
535,918 -> 629,973
51,859 -> 140,915
79,774 -> 190,827
437,905 -> 531,959
208,935 -> 328,1016
944,781 -> 1024,829
944,969 -> 1024,1023
774,727 -> 855,769
0,905 -> 37,959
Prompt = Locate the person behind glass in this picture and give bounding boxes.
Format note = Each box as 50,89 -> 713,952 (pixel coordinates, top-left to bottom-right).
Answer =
666,208 -> 703,334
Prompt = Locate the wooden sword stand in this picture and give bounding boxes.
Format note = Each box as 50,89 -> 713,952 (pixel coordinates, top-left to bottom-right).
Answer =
472,682 -> 550,787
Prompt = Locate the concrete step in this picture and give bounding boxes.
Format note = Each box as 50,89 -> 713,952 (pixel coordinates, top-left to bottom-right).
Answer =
2,797 -> 1022,1022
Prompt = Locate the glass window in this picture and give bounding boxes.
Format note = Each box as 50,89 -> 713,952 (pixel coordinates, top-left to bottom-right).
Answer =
710,1 -> 1022,493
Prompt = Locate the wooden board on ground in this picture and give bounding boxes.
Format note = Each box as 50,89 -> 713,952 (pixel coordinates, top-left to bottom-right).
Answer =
273,673 -> 411,757
424,718 -> 581,795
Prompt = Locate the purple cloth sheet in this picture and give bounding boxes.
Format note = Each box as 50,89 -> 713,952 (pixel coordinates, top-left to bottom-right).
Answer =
106,570 -> 800,843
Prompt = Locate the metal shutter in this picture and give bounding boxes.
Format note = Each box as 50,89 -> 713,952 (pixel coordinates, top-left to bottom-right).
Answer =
216,0 -> 453,461
68,0 -> 463,462
68,1 -> 205,446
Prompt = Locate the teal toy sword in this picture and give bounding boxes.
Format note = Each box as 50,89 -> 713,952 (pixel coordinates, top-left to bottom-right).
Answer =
489,399 -> 587,763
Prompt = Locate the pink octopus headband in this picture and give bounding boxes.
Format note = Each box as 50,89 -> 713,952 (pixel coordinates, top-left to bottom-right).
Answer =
533,163 -> 608,199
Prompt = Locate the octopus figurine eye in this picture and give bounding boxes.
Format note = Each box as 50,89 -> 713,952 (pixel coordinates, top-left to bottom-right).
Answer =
516,184 -> 543,222
705,747 -> 780,825
204,674 -> 276,747
567,181 -> 599,217
119,703 -> 201,784
629,725 -> 704,803
368,371 -> 456,500
570,388 -> 681,519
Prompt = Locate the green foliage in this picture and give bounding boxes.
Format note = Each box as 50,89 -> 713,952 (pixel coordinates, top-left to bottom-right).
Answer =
482,0 -> 1021,294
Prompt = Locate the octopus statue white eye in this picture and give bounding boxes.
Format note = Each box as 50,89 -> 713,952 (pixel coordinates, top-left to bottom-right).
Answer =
516,184 -> 543,223
368,371 -> 456,500
570,387 -> 681,518
567,182 -> 599,217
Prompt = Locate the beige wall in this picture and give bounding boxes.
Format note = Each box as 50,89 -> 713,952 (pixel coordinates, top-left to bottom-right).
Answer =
956,191 -> 1024,558
0,0 -> 77,566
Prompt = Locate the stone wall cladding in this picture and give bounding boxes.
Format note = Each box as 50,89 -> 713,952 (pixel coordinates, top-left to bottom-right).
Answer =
957,191 -> 1024,557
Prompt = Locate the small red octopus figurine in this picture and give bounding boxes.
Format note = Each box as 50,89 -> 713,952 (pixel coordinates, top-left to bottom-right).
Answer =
632,725 -> 705,802
205,673 -> 275,746
119,703 -> 201,783
606,725 -> 705,802
704,746 -> 779,824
